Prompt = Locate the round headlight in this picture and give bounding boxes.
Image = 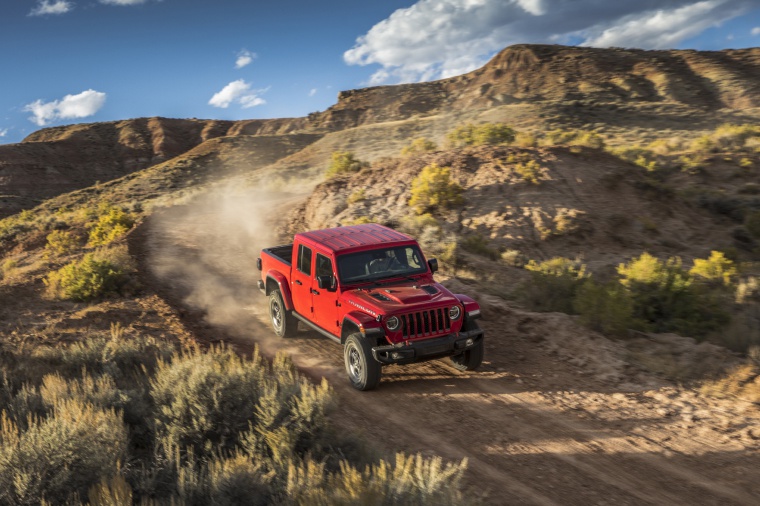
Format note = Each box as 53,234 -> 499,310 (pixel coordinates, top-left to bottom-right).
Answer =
449,305 -> 461,320
385,316 -> 400,331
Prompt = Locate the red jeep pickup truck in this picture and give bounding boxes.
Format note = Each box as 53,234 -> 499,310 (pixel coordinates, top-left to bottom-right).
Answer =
257,223 -> 484,390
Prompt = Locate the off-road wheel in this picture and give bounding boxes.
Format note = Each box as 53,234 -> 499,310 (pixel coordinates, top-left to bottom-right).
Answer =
269,289 -> 298,338
450,322 -> 484,371
344,333 -> 382,391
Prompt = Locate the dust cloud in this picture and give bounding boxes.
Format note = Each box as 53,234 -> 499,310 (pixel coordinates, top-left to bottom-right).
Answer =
146,182 -> 308,334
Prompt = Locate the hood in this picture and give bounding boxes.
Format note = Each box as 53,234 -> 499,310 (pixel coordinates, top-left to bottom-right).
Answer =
343,280 -> 459,316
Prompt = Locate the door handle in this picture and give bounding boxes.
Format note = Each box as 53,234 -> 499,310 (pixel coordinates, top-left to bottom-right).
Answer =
294,280 -> 302,285
310,288 -> 320,295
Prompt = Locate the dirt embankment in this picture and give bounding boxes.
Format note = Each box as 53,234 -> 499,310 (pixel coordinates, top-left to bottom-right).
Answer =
126,187 -> 760,505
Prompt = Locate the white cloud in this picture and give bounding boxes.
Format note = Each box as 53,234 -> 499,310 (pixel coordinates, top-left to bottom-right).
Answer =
581,0 -> 735,48
344,0 -> 756,84
24,89 -> 107,126
208,80 -> 267,109
308,88 -> 317,97
29,0 -> 73,16
0,128 -> 8,138
752,26 -> 760,35
99,0 -> 149,5
235,49 -> 257,69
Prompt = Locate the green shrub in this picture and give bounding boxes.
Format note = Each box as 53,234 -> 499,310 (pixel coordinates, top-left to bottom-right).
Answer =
151,345 -> 268,460
500,249 -> 526,267
44,230 -> 80,257
460,234 -> 499,260
325,151 -> 367,178
514,160 -> 541,184
44,249 -> 132,301
745,210 -> 760,238
617,253 -> 728,336
409,164 -> 464,214
88,206 -> 134,247
0,400 -> 128,505
346,189 -> 366,204
341,216 -> 373,226
514,132 -> 537,148
446,122 -> 516,147
401,138 -> 437,156
679,153 -> 708,174
573,280 -> 634,336
544,129 -> 605,149
522,257 -> 588,313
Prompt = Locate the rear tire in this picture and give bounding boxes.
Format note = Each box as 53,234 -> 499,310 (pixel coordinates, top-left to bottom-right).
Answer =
269,289 -> 298,338
450,322 -> 484,371
344,334 -> 382,391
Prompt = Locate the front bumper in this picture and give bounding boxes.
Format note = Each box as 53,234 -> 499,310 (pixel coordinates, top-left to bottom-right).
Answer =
371,328 -> 484,365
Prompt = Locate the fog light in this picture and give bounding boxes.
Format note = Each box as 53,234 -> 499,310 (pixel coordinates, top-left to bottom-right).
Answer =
466,338 -> 474,347
391,352 -> 401,359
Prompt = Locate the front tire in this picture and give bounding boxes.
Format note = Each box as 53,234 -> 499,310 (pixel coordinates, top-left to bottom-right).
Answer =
450,322 -> 484,371
269,289 -> 298,338
343,334 -> 382,391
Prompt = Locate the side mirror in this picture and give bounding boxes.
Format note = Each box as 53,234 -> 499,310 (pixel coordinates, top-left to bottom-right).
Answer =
317,275 -> 337,292
428,258 -> 438,274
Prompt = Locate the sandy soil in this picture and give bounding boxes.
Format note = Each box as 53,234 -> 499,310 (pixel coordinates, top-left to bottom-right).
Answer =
129,196 -> 760,506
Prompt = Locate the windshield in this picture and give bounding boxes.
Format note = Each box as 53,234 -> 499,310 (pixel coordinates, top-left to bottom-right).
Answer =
337,245 -> 427,283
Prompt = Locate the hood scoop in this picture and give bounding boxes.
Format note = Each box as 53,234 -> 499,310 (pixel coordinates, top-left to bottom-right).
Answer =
370,292 -> 392,302
421,285 -> 439,295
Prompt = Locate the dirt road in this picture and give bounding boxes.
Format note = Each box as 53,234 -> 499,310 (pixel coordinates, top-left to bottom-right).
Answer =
131,195 -> 760,505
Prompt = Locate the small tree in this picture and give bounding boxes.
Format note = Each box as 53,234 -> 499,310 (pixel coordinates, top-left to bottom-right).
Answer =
325,151 -> 366,178
409,164 -> 463,214
88,207 -> 134,247
401,138 -> 437,156
446,123 -> 516,148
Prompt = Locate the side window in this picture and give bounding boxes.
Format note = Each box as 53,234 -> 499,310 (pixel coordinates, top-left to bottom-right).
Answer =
315,253 -> 333,278
297,244 -> 312,275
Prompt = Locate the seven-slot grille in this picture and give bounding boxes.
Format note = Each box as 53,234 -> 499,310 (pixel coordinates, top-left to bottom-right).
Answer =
401,308 -> 451,339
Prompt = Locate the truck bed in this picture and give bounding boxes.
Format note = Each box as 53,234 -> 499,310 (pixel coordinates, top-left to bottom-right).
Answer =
262,244 -> 293,266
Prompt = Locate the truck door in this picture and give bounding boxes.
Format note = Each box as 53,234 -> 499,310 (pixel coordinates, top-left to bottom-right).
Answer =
312,252 -> 339,335
291,243 -> 313,319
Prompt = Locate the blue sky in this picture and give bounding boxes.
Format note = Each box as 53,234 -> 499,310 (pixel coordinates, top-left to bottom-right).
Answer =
1,0 -> 759,144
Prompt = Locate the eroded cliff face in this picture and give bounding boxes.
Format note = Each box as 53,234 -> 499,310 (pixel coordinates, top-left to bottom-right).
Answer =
0,116 -> 308,217
311,45 -> 760,131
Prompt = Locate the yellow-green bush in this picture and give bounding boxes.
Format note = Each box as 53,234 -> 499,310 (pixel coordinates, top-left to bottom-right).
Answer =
544,129 -> 605,149
44,230 -> 80,257
346,189 -> 366,204
87,206 -> 134,247
446,122 -> 516,147
401,137 -> 437,156
689,251 -> 737,286
44,248 -> 132,301
514,160 -> 541,184
325,151 -> 367,178
617,253 -> 728,336
522,257 -> 588,313
460,234 -> 499,260
409,163 -> 463,214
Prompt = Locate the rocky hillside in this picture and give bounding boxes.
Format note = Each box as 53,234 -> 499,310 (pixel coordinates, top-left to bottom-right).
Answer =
313,45 -> 760,130
0,116 -> 306,218
3,44 -> 759,219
